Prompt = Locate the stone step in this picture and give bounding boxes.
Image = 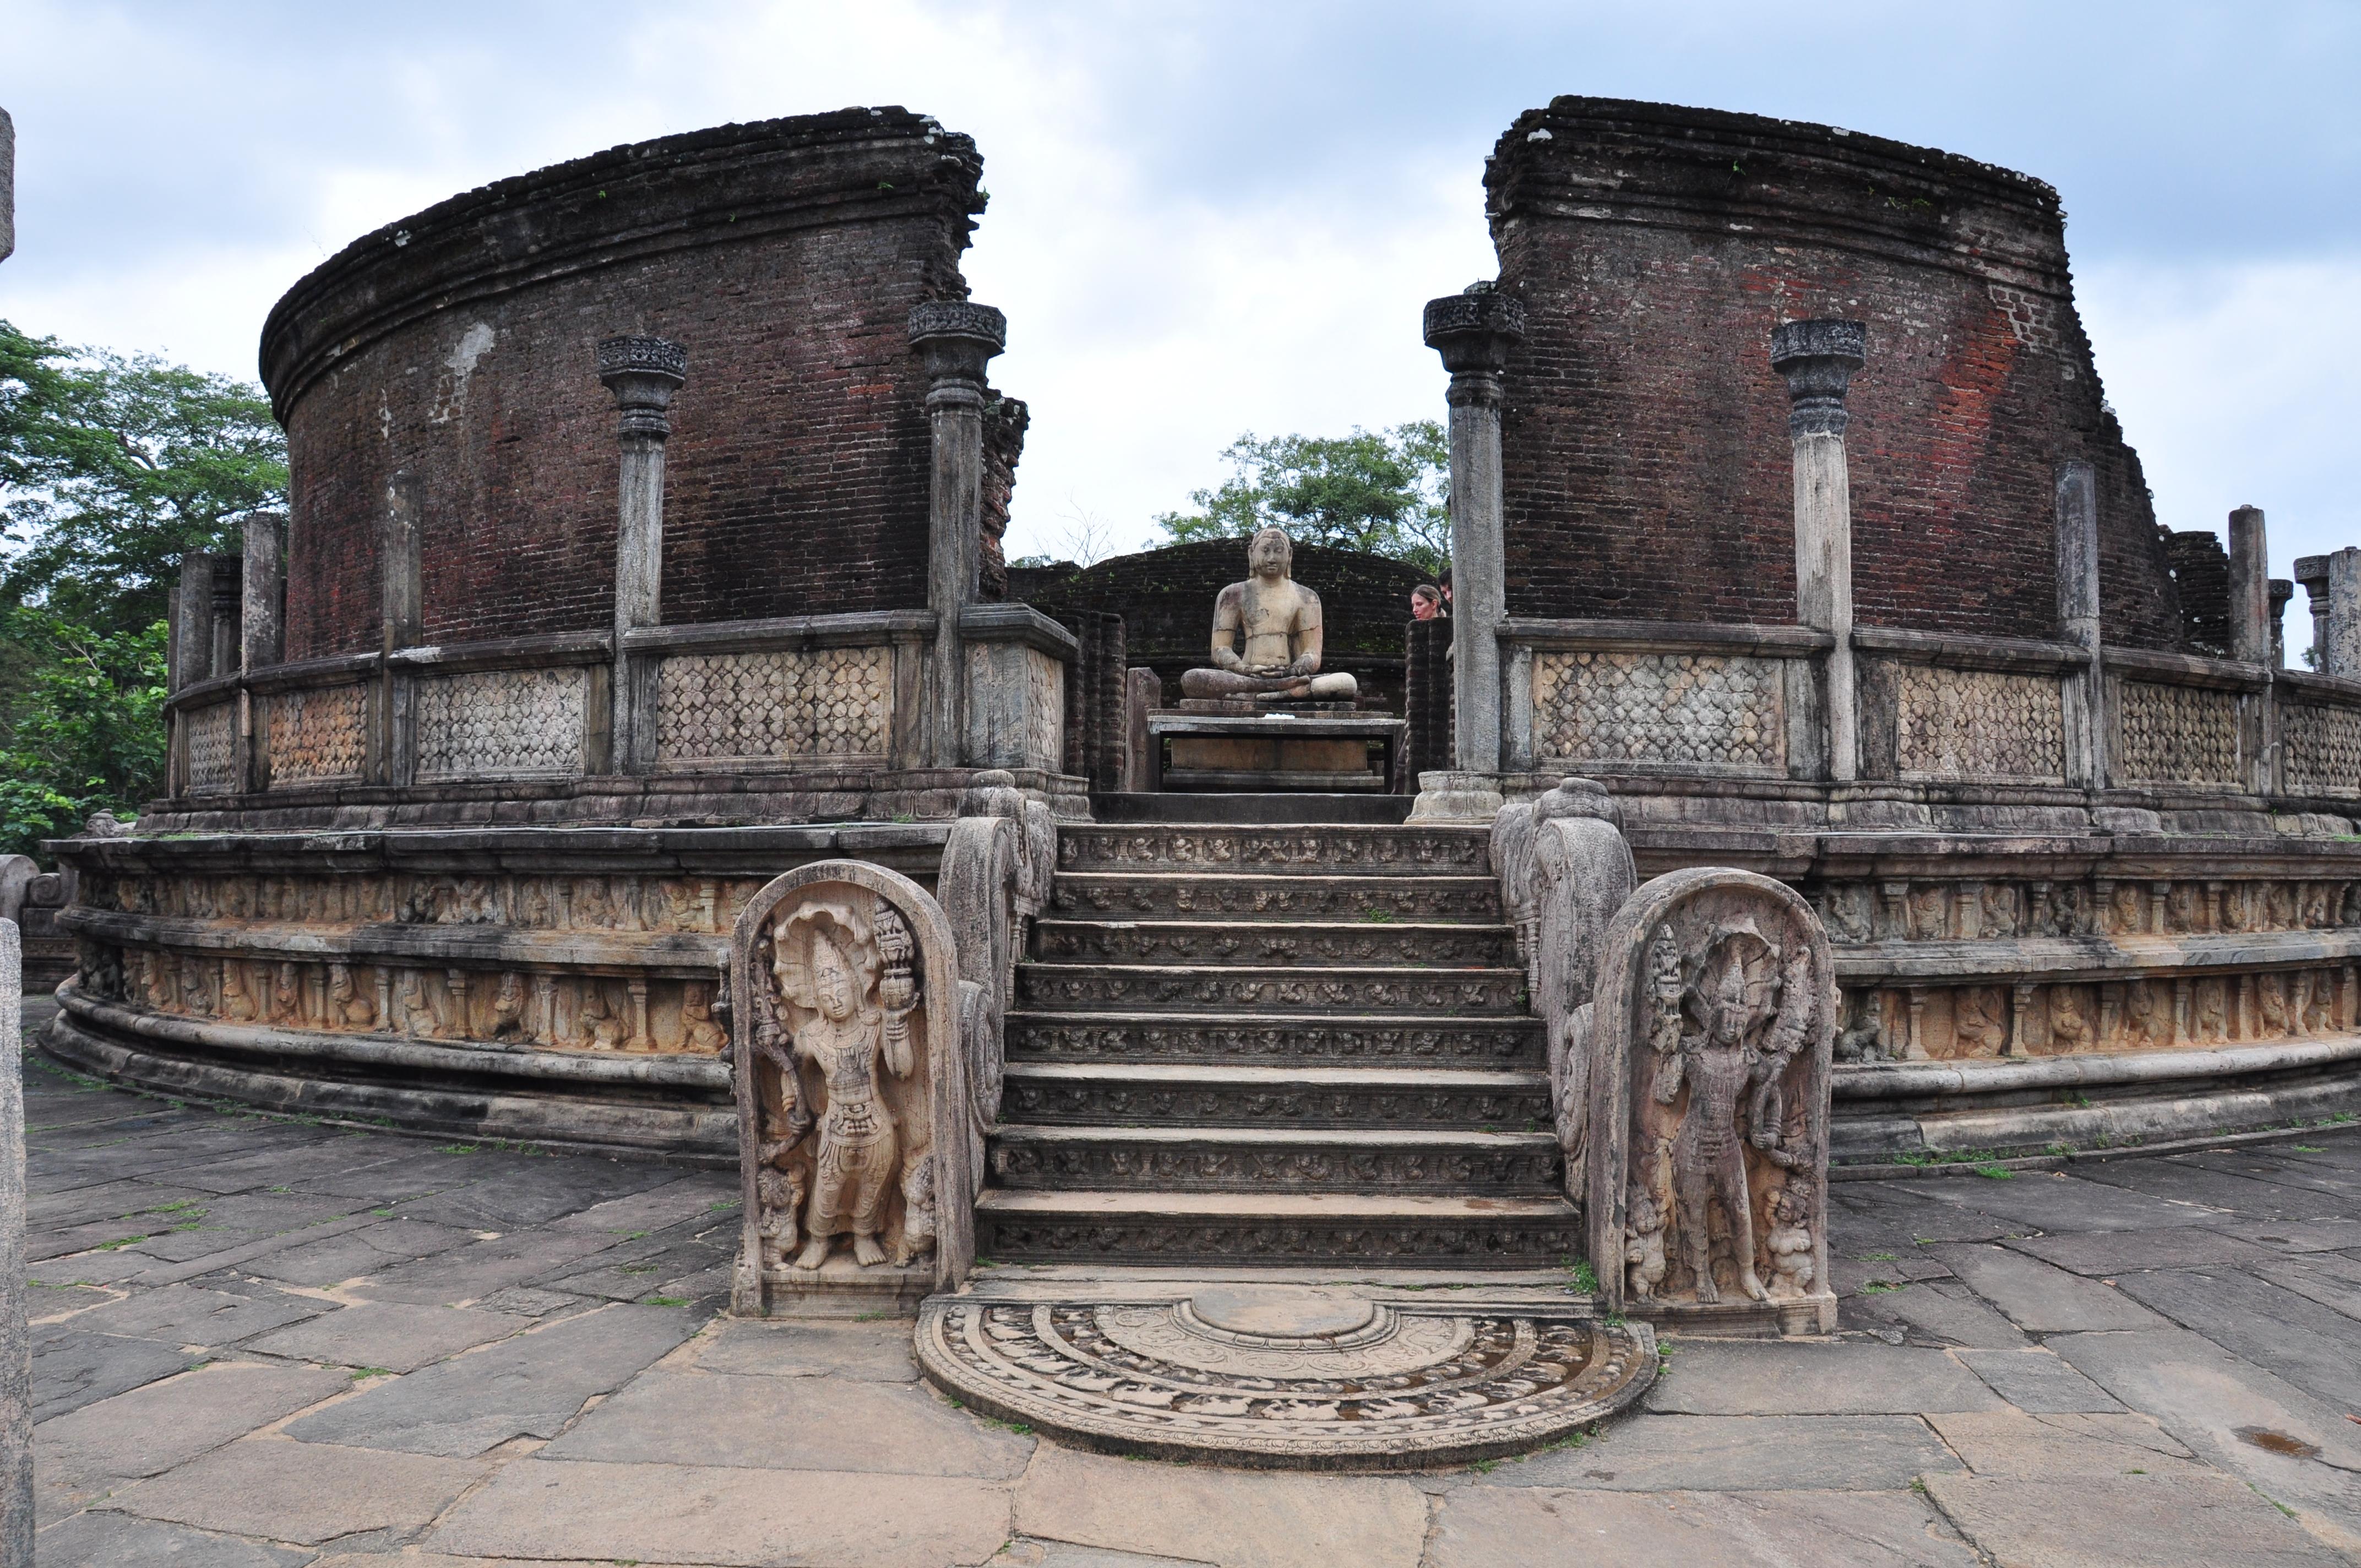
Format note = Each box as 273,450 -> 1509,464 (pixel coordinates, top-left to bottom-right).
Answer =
1090,792 -> 1415,825
1057,823 -> 1492,876
1004,1010 -> 1544,1068
987,1124 -> 1565,1195
999,1061 -> 1553,1130
1015,962 -> 1530,1016
973,1189 -> 1581,1268
1049,872 -> 1504,924
1031,918 -> 1517,969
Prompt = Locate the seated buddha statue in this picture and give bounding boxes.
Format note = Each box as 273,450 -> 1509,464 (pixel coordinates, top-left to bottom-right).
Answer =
1178,526 -> 1358,703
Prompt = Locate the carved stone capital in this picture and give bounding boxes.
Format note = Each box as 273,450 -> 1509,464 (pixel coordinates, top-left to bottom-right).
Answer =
909,301 -> 1007,389
1423,284 -> 1527,389
596,336 -> 688,439
1768,318 -> 1866,438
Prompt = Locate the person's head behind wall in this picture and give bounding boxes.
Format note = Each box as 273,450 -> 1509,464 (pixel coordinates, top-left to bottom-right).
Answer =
1411,584 -> 1441,622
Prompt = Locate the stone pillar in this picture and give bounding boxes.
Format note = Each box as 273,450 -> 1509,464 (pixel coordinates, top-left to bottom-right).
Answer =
0,105 -> 13,265
241,512 -> 286,673
909,302 -> 1007,767
172,551 -> 216,691
2226,504 -> 2271,666
1770,320 -> 1867,783
1422,284 -> 1525,786
2054,462 -> 2106,788
377,473 -> 425,785
207,554 -> 243,681
0,918 -> 26,1567
2325,547 -> 2361,678
2295,555 -> 2330,669
596,336 -> 688,775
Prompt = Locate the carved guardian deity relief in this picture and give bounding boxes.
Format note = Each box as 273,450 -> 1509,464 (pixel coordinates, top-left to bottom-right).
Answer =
730,860 -> 972,1316
1587,868 -> 1835,1331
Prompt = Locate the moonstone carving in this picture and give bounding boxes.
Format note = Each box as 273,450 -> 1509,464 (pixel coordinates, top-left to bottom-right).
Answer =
731,861 -> 972,1316
1588,868 -> 1836,1331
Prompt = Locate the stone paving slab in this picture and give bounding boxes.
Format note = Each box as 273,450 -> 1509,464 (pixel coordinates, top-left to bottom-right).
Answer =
35,1360 -> 348,1504
244,1302 -> 529,1373
30,1331 -> 200,1421
1921,1472 -> 2349,1566
1471,1413 -> 1959,1492
1424,1487 -> 1984,1567
49,1281 -> 324,1348
282,1303 -> 701,1456
1845,1278 -> 2028,1348
2110,1265 -> 2361,1411
1924,1242 -> 2169,1332
1013,1447 -> 1428,1568
1954,1348 -> 2123,1413
345,1230 -> 623,1305
1887,1172 -> 2233,1232
34,1509 -> 315,1566
428,1458 -> 1014,1568
108,1437 -> 493,1545
689,1317 -> 922,1382
1924,1409 -> 2202,1477
546,1366 -> 1036,1476
239,1219 -> 480,1288
1643,1341 -> 2004,1415
2004,1224 -> 2281,1275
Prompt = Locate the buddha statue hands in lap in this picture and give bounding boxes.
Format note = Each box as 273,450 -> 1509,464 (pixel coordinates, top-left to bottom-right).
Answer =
1179,526 -> 1358,703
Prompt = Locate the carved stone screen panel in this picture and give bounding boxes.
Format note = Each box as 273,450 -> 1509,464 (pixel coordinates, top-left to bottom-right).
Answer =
1024,649 -> 1064,773
657,645 -> 891,766
183,702 -> 236,795
2281,703 -> 2361,798
1894,666 -> 2066,782
415,667 -> 589,780
1531,651 -> 1784,774
2114,680 -> 2243,786
264,684 -> 368,785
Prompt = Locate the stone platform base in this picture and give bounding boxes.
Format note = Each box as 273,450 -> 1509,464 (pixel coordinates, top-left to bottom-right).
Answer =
915,1277 -> 1655,1470
1149,712 -> 1404,794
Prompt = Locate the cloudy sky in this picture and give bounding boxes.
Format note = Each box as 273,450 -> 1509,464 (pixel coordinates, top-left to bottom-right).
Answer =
3,1 -> 2355,585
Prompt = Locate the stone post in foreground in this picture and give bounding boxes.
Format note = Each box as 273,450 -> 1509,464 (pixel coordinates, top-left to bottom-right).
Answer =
1,918 -> 28,1564
910,302 -> 1007,769
2324,547 -> 2361,679
1415,283 -> 1525,821
2053,462 -> 2106,789
2226,505 -> 2272,667
1770,320 -> 1867,783
597,336 -> 687,775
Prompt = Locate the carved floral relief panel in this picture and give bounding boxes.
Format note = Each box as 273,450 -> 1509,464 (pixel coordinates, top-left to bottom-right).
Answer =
415,667 -> 588,779
1893,666 -> 2066,782
264,684 -> 368,785
656,645 -> 891,766
183,701 -> 236,795
2280,704 -> 2361,799
2115,680 -> 2243,786
1531,651 -> 1784,774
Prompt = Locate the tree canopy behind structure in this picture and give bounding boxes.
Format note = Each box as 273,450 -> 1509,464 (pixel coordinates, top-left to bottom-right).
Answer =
1154,422 -> 1450,577
0,319 -> 288,858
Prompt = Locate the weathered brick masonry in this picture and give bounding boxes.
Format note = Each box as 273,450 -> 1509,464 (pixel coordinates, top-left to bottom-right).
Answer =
1487,98 -> 2184,651
263,108 -> 1007,659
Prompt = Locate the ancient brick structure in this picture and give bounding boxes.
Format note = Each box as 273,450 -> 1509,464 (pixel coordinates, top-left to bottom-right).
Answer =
1487,98 -> 2182,652
265,108 -> 1000,659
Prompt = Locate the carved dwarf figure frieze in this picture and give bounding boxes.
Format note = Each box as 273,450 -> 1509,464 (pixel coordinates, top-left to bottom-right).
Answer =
1179,526 -> 1357,703
731,861 -> 972,1316
1589,868 -> 1835,1331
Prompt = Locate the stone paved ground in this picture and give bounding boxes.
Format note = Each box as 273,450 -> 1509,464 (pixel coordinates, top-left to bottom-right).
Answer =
17,997 -> 2361,1567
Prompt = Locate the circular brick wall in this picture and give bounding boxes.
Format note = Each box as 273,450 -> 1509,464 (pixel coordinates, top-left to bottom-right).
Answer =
262,109 -> 995,661
1490,97 -> 2185,652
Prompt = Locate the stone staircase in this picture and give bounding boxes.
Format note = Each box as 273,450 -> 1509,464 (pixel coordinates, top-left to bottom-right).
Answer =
972,804 -> 1581,1268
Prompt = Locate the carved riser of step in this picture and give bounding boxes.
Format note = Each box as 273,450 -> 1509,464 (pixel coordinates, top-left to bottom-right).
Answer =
975,1217 -> 1580,1266
986,1141 -> 1565,1195
1005,1014 -> 1544,1068
1057,826 -> 1491,875
1049,874 -> 1503,923
999,1081 -> 1552,1130
1016,966 -> 1529,1015
1032,922 -> 1518,968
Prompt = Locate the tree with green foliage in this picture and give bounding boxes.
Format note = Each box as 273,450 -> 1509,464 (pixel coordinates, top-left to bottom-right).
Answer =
0,319 -> 287,857
1154,422 -> 1450,575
